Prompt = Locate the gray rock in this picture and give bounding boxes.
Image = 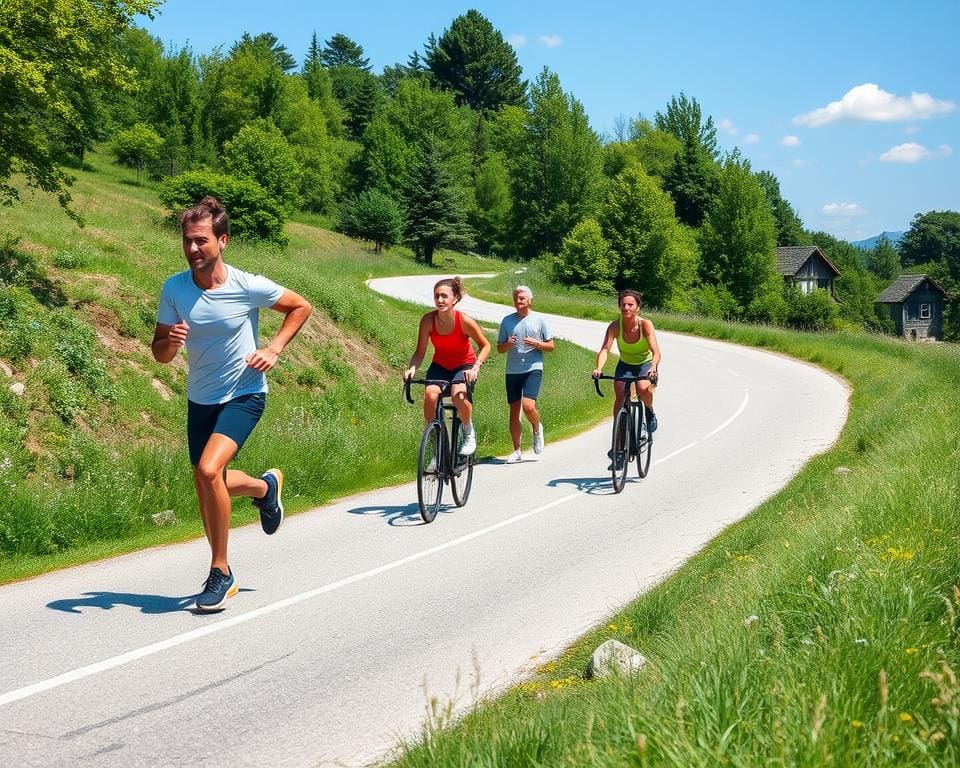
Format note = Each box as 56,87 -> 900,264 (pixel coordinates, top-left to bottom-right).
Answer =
0,361 -> 12,377
834,466 -> 851,477
150,510 -> 177,527
585,639 -> 647,679
9,382 -> 24,397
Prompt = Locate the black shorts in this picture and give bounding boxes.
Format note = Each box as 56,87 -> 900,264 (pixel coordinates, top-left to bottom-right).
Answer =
615,360 -> 654,383
505,370 -> 543,403
425,361 -> 473,386
187,392 -> 266,465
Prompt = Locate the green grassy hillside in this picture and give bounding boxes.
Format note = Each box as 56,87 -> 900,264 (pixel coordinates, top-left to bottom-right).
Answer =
0,153 -> 608,582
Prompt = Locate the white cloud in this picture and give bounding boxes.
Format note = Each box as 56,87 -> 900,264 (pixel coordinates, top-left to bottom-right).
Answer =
744,133 -> 759,144
508,33 -> 526,48
822,202 -> 867,217
794,83 -> 955,127
879,142 -> 953,163
780,135 -> 801,147
539,35 -> 563,48
718,118 -> 738,135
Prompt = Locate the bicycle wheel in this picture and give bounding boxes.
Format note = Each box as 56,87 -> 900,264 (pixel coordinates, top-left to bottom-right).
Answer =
611,409 -> 630,493
417,422 -> 443,523
450,419 -> 474,506
635,404 -> 652,478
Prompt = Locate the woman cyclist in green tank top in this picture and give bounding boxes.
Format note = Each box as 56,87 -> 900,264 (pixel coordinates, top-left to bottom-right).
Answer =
592,289 -> 662,432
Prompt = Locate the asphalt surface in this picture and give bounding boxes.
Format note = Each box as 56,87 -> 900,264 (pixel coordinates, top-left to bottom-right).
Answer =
0,275 -> 848,767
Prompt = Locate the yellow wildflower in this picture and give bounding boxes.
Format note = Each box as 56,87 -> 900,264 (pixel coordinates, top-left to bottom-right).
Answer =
851,720 -> 864,729
904,647 -> 918,655
899,712 -> 913,723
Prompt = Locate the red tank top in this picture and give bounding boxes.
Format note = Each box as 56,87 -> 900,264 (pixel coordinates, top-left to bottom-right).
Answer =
429,311 -> 477,369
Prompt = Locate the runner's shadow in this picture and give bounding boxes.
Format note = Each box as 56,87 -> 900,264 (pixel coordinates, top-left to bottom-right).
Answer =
347,502 -> 432,526
546,476 -> 618,495
48,589 -> 255,615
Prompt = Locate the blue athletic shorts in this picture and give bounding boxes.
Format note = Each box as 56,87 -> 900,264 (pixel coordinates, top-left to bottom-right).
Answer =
187,392 -> 266,465
505,370 -> 543,403
615,360 -> 653,382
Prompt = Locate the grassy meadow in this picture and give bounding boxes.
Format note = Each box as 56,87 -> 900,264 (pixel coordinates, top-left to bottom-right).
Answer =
386,266 -> 960,766
0,153 -> 608,582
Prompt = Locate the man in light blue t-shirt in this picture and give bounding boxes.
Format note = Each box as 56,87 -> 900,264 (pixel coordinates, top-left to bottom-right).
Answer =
496,286 -> 554,463
152,197 -> 312,612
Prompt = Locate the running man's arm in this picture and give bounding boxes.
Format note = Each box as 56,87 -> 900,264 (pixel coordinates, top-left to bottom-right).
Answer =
151,321 -> 189,364
246,289 -> 312,372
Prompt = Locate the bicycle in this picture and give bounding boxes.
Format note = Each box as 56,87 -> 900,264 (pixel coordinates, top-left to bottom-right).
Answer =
593,372 -> 656,493
404,379 -> 475,523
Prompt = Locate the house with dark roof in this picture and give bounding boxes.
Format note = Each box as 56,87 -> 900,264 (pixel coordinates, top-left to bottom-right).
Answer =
775,246 -> 841,298
875,274 -> 947,340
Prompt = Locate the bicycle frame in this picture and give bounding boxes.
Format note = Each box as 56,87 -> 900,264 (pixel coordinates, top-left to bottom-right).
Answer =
593,373 -> 654,488
404,379 -> 471,479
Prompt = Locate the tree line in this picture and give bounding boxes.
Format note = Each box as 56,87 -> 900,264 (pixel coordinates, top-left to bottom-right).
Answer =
3,2 -> 959,335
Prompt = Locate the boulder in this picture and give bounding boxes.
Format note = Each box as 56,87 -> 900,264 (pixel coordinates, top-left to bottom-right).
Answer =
150,510 -> 177,527
585,639 -> 647,679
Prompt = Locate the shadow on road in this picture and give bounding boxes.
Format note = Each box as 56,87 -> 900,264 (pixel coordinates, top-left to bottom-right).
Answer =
547,476 -> 617,495
346,502 -> 433,526
47,588 -> 253,615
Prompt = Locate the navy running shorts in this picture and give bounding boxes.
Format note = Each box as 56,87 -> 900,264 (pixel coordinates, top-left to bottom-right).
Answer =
425,361 -> 474,385
614,360 -> 654,383
187,392 -> 266,465
505,370 -> 543,403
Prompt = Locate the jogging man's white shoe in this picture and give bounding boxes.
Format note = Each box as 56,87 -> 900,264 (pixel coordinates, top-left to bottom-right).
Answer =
533,427 -> 545,454
506,449 -> 522,464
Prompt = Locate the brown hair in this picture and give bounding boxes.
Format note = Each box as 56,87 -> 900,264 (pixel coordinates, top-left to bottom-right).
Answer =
434,276 -> 465,302
179,196 -> 230,237
618,289 -> 644,309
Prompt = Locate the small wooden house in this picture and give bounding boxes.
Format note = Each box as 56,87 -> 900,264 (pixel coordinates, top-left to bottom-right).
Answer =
775,246 -> 841,297
875,274 -> 947,340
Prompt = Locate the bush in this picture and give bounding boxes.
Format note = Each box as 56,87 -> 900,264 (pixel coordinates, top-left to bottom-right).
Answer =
339,189 -> 404,254
551,218 -> 615,293
110,123 -> 164,181
689,283 -> 741,319
158,171 -> 288,245
223,120 -> 302,216
785,288 -> 839,331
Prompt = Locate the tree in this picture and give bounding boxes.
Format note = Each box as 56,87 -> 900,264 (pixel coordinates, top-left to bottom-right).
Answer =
302,32 -> 345,138
900,210 -> 960,281
222,120 -> 302,215
404,137 -> 474,266
663,135 -> 719,227
110,123 -> 163,180
866,234 -> 900,282
654,92 -> 718,159
629,119 -> 683,182
425,10 -> 526,112
0,0 -> 161,220
755,170 -> 805,246
469,152 -> 511,256
599,165 -> 699,310
509,68 -> 604,259
699,158 -> 778,318
551,219 -> 616,293
340,189 -> 404,254
230,32 -> 296,72
329,66 -> 383,141
320,33 -> 370,70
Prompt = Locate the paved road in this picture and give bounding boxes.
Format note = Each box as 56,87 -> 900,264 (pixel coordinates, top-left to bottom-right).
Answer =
0,275 -> 848,767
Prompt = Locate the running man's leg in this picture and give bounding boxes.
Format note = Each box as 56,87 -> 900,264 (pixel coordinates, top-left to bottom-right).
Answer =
194,433 -> 239,574
508,400 -> 523,450
522,397 -> 541,432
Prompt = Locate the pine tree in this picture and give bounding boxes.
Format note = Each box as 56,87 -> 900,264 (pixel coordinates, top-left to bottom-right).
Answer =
664,135 -> 719,228
320,33 -> 370,70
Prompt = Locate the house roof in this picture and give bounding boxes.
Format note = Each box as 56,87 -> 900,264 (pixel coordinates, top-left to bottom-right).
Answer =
875,274 -> 948,303
775,246 -> 841,277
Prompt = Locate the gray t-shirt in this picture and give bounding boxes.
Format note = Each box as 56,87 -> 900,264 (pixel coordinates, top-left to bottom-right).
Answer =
497,311 -> 552,374
157,265 -> 284,404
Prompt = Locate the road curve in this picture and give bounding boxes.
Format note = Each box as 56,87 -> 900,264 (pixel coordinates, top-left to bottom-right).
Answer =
0,276 -> 848,767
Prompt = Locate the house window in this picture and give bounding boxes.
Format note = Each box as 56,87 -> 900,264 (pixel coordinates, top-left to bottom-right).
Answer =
920,303 -> 931,320
817,278 -> 831,290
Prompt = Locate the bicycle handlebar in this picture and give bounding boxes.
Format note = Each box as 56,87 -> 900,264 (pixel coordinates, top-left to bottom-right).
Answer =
592,371 -> 659,397
404,378 -> 475,404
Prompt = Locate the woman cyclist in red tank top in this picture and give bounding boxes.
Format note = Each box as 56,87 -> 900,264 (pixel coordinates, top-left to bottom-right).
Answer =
403,277 -> 491,455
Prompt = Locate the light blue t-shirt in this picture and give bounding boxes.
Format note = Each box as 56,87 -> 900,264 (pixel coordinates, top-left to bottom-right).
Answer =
157,265 -> 284,404
497,312 -> 552,374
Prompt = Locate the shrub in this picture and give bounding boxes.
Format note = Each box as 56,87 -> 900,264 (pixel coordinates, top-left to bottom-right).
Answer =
339,189 -> 404,254
110,123 -> 164,181
158,171 -> 288,245
551,218 -> 615,293
785,288 -> 839,331
223,120 -> 302,216
52,248 -> 92,270
689,283 -> 741,319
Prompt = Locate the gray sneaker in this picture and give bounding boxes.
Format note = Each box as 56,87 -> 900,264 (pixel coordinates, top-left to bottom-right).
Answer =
253,469 -> 284,535
533,427 -> 545,454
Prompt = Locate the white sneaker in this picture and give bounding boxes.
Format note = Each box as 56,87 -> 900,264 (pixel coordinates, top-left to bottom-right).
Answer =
506,449 -> 522,464
460,426 -> 477,455
533,427 -> 545,454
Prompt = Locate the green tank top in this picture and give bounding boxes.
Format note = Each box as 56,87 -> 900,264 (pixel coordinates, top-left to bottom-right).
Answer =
617,320 -> 652,366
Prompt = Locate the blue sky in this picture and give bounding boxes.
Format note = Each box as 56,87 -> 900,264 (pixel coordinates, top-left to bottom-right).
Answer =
143,0 -> 958,241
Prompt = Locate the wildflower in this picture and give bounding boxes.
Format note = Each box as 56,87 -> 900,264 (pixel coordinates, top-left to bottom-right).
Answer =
899,712 -> 913,723
743,614 -> 760,629
851,720 -> 864,729
608,624 -> 618,631
904,647 -> 918,655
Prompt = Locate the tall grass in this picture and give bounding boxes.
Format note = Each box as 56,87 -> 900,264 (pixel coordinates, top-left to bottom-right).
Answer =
0,152 -> 607,582
390,275 -> 960,766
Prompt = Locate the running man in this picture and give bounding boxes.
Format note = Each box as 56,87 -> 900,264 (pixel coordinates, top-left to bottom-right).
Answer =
403,277 -> 491,455
592,288 -> 661,431
152,196 -> 312,612
496,285 -> 554,463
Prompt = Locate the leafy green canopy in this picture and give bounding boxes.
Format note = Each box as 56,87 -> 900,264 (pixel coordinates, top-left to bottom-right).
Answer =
0,0 -> 160,219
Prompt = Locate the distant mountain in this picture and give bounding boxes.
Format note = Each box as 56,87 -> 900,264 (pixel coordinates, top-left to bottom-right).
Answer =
851,231 -> 905,250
